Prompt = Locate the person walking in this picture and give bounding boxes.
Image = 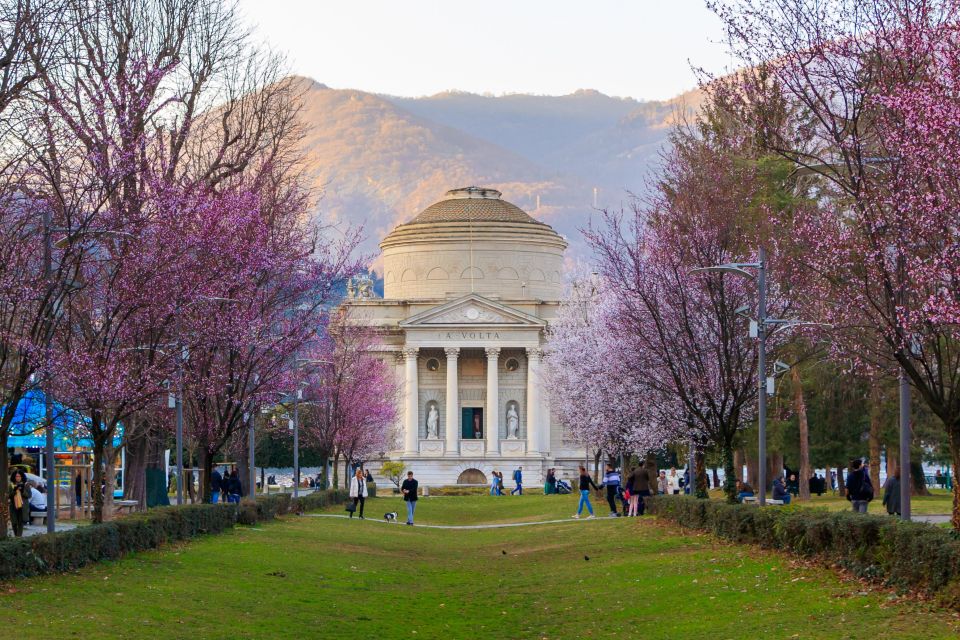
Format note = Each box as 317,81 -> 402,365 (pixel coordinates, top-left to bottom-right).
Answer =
511,466 -> 523,495
845,459 -> 873,513
882,469 -> 902,516
401,471 -> 418,525
349,468 -> 368,519
210,467 -> 222,504
601,464 -> 621,517
490,470 -> 499,496
8,469 -> 31,537
626,464 -> 651,516
227,469 -> 242,504
657,470 -> 668,495
572,465 -> 599,519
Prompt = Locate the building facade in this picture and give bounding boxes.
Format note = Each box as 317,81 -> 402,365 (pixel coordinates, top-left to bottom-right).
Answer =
345,186 -> 585,486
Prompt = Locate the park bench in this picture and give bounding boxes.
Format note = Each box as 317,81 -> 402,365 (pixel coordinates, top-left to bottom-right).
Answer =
741,496 -> 785,506
114,499 -> 139,514
30,510 -> 47,525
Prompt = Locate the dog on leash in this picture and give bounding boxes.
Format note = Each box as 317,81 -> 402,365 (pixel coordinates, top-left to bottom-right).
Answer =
384,511 -> 398,523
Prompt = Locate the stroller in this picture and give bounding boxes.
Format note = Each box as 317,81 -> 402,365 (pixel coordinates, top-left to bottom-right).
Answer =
555,478 -> 572,495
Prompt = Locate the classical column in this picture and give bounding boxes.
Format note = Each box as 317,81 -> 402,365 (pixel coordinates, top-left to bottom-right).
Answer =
526,347 -> 543,455
403,347 -> 419,455
444,347 -> 460,455
485,347 -> 500,455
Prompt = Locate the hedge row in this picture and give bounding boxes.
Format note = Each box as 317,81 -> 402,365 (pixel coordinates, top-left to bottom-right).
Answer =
647,495 -> 960,607
0,489 -> 352,581
0,503 -> 237,581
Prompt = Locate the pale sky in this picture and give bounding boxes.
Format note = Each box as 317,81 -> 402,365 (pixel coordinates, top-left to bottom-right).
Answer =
237,0 -> 732,101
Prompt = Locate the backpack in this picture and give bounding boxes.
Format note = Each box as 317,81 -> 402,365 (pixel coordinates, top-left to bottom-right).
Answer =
861,470 -> 875,502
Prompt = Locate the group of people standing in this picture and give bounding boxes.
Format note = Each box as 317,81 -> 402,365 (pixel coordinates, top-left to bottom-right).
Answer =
209,467 -> 243,504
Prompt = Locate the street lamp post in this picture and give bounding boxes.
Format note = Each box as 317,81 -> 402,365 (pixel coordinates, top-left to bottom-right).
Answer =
42,208 -> 56,533
246,410 -> 256,499
691,254 -> 769,504
293,388 -> 301,498
757,247 -> 769,506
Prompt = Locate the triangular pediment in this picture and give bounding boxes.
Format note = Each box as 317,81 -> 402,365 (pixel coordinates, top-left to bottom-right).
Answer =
400,294 -> 545,328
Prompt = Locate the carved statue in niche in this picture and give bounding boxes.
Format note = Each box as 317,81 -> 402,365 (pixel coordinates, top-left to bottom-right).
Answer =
425,402 -> 439,439
506,402 -> 520,440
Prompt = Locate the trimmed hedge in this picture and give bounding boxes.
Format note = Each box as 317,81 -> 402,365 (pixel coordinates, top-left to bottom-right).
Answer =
0,489 -> 352,582
0,503 -> 237,581
291,488 -> 349,512
647,496 -> 960,606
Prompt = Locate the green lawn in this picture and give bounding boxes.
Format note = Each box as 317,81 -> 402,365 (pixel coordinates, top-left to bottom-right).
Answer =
3,494 -> 958,639
708,487 -> 955,515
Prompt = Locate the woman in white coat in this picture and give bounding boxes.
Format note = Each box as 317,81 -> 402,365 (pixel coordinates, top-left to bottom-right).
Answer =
667,468 -> 680,495
349,468 -> 369,519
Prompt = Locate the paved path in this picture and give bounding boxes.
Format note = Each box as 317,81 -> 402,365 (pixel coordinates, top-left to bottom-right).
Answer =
912,514 -> 951,524
304,513 -> 611,530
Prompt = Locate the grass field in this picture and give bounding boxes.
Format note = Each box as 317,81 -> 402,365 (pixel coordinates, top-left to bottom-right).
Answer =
3,494 -> 959,639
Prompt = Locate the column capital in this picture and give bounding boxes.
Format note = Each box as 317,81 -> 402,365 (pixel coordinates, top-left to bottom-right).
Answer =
485,347 -> 501,359
444,347 -> 461,358
402,347 -> 419,359
526,346 -> 543,361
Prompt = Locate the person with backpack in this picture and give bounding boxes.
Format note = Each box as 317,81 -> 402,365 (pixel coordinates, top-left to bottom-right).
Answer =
845,458 -> 873,513
511,466 -> 523,495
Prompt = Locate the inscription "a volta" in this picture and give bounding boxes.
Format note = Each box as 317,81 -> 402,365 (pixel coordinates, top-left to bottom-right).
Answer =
441,331 -> 501,340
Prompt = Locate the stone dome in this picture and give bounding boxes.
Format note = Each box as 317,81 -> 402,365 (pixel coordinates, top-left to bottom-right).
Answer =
379,187 -> 567,302
404,187 -> 545,226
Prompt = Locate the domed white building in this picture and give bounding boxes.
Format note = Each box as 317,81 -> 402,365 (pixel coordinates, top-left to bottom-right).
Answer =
346,187 -> 584,487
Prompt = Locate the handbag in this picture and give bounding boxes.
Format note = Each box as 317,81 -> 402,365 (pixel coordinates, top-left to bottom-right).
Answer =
13,488 -> 23,510
345,501 -> 356,513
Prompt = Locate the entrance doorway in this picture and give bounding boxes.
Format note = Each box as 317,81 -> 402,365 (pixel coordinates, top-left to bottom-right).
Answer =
456,468 -> 487,484
461,407 -> 483,439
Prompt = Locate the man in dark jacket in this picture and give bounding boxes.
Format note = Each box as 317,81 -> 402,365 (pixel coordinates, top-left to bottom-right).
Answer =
401,471 -> 418,525
846,459 -> 873,513
210,468 -> 223,504
772,477 -> 791,504
227,470 -> 242,503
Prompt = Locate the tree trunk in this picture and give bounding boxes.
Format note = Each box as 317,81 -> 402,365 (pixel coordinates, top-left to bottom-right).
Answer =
949,427 -> 960,532
103,444 -> 116,520
592,449 -> 601,484
836,466 -> 845,495
124,417 -> 148,509
767,451 -> 783,493
746,449 -> 759,489
0,431 -> 9,538
694,451 -> 708,498
320,454 -> 329,490
91,427 -> 107,523
722,446 -> 737,503
868,382 -> 883,496
199,448 -> 214,503
886,449 -> 898,479
792,367 -> 812,501
333,451 -> 340,490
